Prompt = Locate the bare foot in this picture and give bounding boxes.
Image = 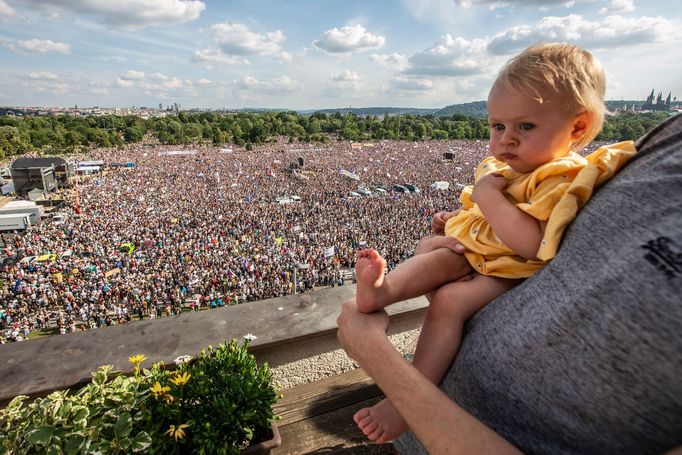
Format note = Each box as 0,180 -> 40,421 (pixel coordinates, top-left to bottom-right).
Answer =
354,398 -> 408,443
355,249 -> 387,313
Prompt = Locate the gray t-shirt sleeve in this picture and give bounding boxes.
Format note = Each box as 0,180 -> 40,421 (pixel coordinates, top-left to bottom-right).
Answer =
395,115 -> 682,455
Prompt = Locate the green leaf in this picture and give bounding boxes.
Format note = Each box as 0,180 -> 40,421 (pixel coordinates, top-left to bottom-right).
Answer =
131,432 -> 152,452
119,436 -> 131,450
26,425 -> 54,445
114,412 -> 132,439
65,435 -> 85,455
72,406 -> 89,423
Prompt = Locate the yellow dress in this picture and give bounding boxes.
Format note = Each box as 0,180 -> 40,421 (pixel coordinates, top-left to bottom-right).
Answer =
444,141 -> 636,278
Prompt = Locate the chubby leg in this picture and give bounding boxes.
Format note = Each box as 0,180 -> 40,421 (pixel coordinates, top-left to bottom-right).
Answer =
354,275 -> 518,443
355,247 -> 472,313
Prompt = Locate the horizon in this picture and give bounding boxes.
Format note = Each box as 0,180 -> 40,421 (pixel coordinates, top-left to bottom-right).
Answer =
0,0 -> 681,110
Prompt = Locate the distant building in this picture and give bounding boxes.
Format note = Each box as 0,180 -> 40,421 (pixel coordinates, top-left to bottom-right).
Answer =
641,89 -> 673,112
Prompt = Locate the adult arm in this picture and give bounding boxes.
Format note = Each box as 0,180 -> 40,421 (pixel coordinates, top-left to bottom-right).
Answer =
337,299 -> 521,454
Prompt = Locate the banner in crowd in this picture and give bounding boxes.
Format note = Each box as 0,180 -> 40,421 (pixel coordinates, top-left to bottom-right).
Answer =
324,246 -> 335,258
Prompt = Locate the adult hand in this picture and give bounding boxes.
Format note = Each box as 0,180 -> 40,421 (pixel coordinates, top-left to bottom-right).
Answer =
337,298 -> 390,363
471,172 -> 507,204
415,234 -> 467,256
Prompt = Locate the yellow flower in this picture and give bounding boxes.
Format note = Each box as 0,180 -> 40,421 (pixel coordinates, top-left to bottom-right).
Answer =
128,354 -> 147,372
149,381 -> 171,399
165,423 -> 189,441
170,371 -> 191,387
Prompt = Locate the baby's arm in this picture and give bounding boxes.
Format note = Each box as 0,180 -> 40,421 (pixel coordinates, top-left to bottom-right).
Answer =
471,173 -> 545,260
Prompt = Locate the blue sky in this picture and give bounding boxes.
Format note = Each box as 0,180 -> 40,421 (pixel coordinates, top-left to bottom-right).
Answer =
0,0 -> 680,109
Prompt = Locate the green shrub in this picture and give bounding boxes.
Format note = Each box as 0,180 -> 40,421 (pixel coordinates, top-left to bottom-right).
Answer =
0,340 -> 279,454
144,340 -> 279,454
0,365 -> 152,454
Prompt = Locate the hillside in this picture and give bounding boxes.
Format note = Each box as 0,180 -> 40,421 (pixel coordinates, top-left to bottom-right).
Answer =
303,107 -> 438,116
433,101 -> 488,118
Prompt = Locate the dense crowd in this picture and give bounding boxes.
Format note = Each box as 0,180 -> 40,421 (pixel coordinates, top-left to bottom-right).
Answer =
2,137 -> 567,342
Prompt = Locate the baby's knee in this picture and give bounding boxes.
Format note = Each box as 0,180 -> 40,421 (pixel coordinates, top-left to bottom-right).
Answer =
428,286 -> 468,319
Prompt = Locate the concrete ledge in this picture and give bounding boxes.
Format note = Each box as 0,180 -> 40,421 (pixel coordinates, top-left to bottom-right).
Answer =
0,285 -> 427,406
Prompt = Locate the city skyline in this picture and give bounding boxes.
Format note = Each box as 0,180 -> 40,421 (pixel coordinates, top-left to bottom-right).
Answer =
0,0 -> 681,110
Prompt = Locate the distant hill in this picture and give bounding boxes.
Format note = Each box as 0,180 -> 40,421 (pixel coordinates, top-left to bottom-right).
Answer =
302,107 -> 438,116
433,101 -> 488,118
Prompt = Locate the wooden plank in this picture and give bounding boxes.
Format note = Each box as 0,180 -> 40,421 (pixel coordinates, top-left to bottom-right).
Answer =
275,369 -> 382,426
274,396 -> 393,454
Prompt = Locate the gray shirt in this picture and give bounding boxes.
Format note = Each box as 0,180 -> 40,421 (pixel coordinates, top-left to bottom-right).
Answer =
396,115 -> 682,454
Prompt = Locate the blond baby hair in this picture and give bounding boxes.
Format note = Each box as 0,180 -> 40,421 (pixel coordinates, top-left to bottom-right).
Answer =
495,42 -> 605,151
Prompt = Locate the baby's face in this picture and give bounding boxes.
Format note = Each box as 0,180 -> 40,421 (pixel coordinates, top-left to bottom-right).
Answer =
487,82 -> 587,173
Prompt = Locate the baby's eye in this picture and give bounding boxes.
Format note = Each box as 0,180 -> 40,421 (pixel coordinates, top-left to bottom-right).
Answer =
490,123 -> 504,131
519,123 -> 535,131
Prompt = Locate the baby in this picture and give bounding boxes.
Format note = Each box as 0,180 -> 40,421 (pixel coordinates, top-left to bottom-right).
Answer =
353,42 -> 636,443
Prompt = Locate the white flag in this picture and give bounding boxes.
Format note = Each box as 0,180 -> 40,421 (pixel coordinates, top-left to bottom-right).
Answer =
323,246 -> 335,258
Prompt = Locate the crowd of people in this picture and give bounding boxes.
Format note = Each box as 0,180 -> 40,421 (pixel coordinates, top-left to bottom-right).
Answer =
1,137 -> 599,343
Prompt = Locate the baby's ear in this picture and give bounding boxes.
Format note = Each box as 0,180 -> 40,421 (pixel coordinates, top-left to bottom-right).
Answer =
570,111 -> 591,141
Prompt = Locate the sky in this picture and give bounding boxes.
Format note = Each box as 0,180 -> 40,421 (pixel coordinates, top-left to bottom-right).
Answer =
0,0 -> 680,110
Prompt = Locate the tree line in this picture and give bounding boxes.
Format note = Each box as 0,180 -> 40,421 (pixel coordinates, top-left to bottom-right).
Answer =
0,110 -> 671,159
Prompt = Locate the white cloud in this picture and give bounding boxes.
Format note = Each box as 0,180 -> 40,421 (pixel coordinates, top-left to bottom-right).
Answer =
275,51 -> 293,64
327,70 -> 361,90
99,55 -> 126,63
404,35 -> 490,77
28,71 -> 59,80
116,78 -> 135,87
191,49 -> 250,65
398,0 -> 581,30
456,0 -> 581,8
270,75 -> 303,92
196,78 -> 212,86
192,22 -> 287,66
0,0 -> 15,17
121,70 -> 145,81
234,75 -> 303,94
599,0 -> 635,14
116,70 -> 188,91
212,23 -> 284,55
486,14 -> 682,55
22,78 -> 71,95
149,72 -> 169,81
369,53 -> 409,70
391,77 -> 434,91
7,38 -> 71,54
20,0 -> 205,29
143,77 -> 184,90
313,24 -> 385,54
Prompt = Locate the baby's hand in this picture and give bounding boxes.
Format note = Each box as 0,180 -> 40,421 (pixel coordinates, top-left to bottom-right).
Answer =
471,172 -> 507,203
431,210 -> 460,234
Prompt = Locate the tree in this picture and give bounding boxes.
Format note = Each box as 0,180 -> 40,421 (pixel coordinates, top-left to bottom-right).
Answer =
124,126 -> 144,143
0,125 -> 31,157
